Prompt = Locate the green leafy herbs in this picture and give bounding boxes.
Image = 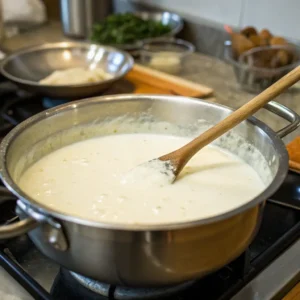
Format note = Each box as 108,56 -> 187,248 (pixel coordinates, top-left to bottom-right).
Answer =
91,13 -> 172,45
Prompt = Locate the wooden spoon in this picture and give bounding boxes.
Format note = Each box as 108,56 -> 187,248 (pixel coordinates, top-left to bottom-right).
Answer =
124,66 -> 300,185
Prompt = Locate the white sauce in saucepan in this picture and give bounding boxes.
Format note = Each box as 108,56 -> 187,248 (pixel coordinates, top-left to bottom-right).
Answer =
19,134 -> 265,224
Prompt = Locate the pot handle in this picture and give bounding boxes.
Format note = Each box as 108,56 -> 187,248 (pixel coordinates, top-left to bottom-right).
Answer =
0,199 -> 68,251
264,101 -> 300,138
0,217 -> 38,239
0,194 -> 38,239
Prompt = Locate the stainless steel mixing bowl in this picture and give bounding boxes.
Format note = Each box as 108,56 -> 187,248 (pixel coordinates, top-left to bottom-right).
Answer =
97,12 -> 184,57
0,42 -> 134,99
116,11 -> 183,51
0,95 -> 298,286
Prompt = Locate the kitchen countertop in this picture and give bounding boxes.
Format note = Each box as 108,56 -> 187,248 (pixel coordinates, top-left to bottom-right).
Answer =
2,21 -> 300,143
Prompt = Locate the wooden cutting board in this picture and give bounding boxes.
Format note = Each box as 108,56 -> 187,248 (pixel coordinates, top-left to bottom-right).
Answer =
119,64 -> 213,98
286,136 -> 300,173
283,282 -> 300,300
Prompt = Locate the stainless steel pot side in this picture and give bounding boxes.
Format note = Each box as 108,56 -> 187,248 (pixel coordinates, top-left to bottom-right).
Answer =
0,95 -> 298,287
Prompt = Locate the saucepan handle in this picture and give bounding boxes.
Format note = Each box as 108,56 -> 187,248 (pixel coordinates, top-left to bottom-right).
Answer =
0,190 -> 38,239
264,101 -> 300,138
0,217 -> 38,239
0,198 -> 68,251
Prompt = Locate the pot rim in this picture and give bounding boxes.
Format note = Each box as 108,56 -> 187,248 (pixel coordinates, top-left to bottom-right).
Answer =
0,94 -> 289,231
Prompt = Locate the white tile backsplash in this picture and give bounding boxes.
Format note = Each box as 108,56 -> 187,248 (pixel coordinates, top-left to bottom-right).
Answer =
241,0 -> 300,40
123,0 -> 300,41
132,0 -> 243,27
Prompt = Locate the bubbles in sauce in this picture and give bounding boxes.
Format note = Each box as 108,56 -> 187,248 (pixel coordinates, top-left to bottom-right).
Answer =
19,133 -> 265,224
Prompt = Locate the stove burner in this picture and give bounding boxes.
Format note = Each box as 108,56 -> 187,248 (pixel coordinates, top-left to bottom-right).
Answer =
70,272 -> 110,297
0,86 -> 71,137
70,271 -> 194,299
42,98 -> 68,109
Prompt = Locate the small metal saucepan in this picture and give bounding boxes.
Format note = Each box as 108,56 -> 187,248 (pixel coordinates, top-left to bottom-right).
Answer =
0,95 -> 298,286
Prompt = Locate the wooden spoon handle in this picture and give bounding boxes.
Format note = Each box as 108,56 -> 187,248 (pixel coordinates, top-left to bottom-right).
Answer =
161,65 -> 300,171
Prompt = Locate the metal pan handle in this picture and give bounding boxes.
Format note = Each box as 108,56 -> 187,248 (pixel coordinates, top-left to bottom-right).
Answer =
0,217 -> 38,239
0,198 -> 68,251
264,101 -> 300,138
0,191 -> 38,239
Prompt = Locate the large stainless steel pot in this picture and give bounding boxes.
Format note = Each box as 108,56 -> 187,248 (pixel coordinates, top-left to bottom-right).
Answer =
0,95 -> 298,287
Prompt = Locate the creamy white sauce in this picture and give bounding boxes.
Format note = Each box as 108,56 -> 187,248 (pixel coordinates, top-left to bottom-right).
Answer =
39,67 -> 113,85
19,133 -> 265,224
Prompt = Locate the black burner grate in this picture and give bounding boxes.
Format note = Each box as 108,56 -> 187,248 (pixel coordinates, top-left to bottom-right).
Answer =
51,269 -> 194,300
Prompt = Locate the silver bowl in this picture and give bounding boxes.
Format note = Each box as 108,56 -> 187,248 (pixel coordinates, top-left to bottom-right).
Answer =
103,11 -> 183,53
133,11 -> 183,39
0,42 -> 134,99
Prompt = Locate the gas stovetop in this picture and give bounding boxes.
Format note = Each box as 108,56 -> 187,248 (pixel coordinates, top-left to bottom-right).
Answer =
0,81 -> 299,300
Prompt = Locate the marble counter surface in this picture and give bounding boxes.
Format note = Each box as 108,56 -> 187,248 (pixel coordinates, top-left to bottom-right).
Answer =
2,21 -> 300,143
